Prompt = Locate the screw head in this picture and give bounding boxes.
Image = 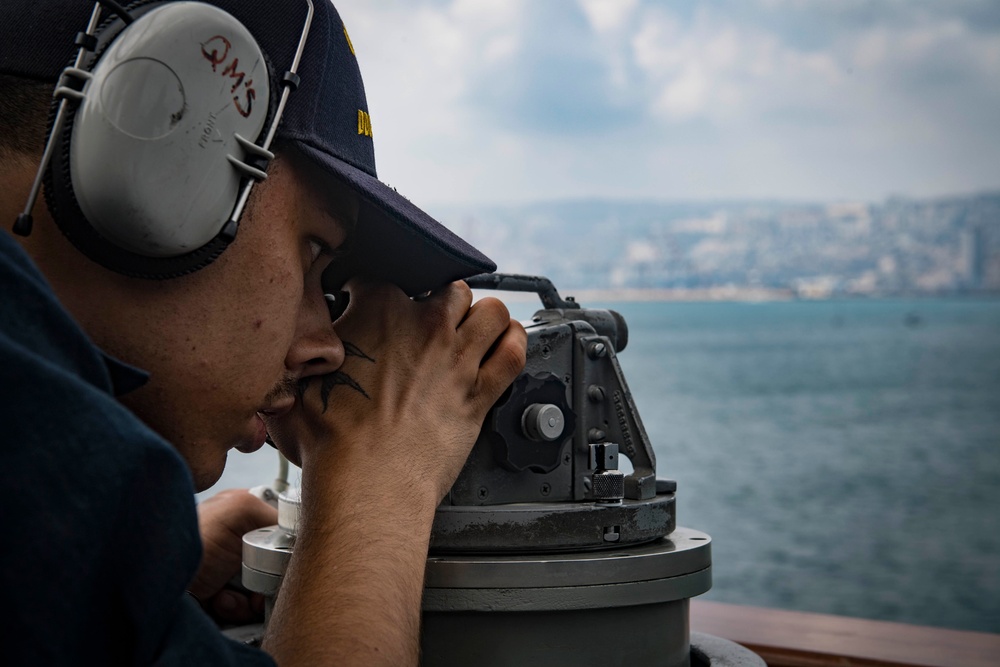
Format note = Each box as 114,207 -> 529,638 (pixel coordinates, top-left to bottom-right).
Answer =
477,486 -> 489,500
587,342 -> 607,359
540,483 -> 551,496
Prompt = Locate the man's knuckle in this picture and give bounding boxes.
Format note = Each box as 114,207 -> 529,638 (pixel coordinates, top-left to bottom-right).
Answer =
477,297 -> 510,322
423,305 -> 452,335
490,305 -> 512,332
512,346 -> 527,374
498,341 -> 526,378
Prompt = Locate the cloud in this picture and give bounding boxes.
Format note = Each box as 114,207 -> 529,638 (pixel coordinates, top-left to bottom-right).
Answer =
578,0 -> 639,34
333,0 -> 1000,205
634,9 -> 846,123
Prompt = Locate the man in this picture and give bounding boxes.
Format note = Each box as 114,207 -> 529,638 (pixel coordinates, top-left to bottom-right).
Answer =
0,0 -> 526,665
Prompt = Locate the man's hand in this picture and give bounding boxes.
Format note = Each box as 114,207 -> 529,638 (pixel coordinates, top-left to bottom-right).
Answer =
262,279 -> 526,667
190,489 -> 277,625
270,278 -> 527,502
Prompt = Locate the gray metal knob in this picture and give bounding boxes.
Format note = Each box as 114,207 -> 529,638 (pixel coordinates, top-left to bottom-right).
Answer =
521,403 -> 565,441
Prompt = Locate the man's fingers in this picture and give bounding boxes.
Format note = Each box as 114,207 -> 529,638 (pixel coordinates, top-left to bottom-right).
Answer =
418,280 -> 474,329
457,297 -> 514,359
209,589 -> 260,624
206,489 -> 278,536
475,319 -> 527,409
239,494 -> 279,533
453,297 -> 526,412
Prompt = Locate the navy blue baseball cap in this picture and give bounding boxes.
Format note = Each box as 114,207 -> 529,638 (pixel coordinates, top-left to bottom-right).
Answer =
0,0 -> 495,295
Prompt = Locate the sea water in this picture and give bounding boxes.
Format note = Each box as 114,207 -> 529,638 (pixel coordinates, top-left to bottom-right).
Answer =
204,298 -> 1000,633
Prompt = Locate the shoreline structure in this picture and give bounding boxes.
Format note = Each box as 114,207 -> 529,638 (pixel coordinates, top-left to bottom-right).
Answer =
475,286 -> 1000,303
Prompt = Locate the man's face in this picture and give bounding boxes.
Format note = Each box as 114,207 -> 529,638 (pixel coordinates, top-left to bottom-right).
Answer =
108,153 -> 356,490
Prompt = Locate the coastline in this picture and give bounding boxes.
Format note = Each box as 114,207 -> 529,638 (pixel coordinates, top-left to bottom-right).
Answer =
473,285 -> 1000,304
565,286 -> 795,303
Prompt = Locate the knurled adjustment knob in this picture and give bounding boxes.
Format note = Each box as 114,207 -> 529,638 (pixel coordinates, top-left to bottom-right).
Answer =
592,470 -> 625,503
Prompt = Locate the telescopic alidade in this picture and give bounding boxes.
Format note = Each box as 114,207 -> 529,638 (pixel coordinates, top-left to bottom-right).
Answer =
241,274 -> 763,667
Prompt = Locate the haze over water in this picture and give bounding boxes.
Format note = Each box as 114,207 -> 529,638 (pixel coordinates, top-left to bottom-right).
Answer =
208,297 -> 1000,633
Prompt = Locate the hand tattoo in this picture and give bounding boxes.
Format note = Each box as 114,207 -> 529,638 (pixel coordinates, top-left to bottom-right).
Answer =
344,341 -> 375,363
297,341 -> 375,411
318,372 -> 369,409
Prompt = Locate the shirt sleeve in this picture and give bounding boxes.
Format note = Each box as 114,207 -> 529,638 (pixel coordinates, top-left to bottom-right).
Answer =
0,265 -> 276,666
148,596 -> 276,666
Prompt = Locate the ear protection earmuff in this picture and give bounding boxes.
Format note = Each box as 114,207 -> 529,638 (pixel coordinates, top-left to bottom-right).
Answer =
14,0 -> 314,279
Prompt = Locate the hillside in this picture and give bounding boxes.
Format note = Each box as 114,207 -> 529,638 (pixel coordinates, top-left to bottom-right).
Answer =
433,193 -> 1000,298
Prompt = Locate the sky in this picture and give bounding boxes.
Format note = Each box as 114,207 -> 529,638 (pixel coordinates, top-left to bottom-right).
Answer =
334,0 -> 1000,206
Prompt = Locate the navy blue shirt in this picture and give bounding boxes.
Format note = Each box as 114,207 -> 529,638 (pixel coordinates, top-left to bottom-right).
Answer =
0,231 -> 275,666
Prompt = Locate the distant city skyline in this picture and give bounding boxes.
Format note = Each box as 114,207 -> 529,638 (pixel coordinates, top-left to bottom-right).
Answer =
337,0 -> 1000,207
433,191 -> 1000,297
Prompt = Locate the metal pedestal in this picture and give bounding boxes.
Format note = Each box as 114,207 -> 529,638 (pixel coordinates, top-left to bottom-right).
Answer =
420,527 -> 711,667
244,519 -> 761,666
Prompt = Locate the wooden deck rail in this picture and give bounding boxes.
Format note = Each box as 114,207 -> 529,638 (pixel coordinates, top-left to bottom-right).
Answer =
691,600 -> 1000,667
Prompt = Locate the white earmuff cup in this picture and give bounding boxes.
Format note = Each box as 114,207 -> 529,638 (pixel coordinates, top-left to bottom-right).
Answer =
69,2 -> 270,258
99,57 -> 185,141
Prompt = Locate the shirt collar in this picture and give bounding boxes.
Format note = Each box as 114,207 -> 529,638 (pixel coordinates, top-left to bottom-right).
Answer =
99,351 -> 150,396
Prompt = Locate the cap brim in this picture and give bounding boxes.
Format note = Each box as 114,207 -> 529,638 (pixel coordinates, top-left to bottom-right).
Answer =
291,142 -> 495,297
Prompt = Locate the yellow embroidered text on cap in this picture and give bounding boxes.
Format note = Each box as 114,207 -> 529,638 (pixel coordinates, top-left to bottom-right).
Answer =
357,109 -> 372,137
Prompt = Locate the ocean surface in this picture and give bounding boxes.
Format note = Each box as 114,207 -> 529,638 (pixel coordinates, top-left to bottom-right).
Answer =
203,298 -> 1000,633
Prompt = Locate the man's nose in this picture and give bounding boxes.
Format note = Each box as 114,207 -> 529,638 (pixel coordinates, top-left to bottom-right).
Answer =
286,294 -> 345,379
